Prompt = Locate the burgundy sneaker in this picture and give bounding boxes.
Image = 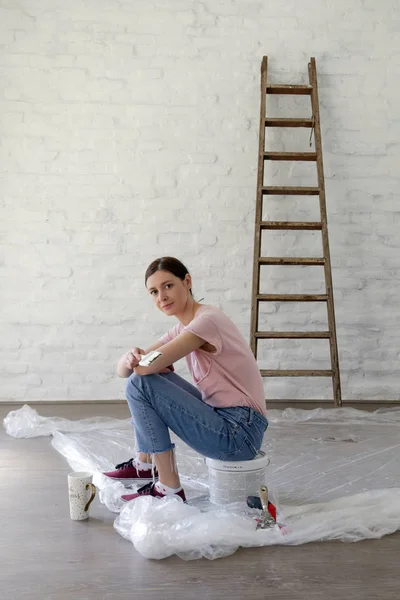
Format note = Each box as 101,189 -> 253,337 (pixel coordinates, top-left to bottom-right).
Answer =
121,482 -> 186,503
103,458 -> 158,485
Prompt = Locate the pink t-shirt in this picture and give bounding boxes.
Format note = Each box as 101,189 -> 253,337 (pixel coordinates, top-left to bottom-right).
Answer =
159,305 -> 267,418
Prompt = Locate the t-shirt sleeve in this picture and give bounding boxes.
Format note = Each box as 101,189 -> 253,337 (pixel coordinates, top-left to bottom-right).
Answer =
183,312 -> 223,354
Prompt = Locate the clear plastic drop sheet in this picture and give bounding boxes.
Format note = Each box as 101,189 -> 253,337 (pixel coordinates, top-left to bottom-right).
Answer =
3,404 -> 128,438
4,404 -> 400,560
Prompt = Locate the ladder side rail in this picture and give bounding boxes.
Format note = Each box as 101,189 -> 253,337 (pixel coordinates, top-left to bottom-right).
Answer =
250,56 -> 268,357
308,57 -> 342,407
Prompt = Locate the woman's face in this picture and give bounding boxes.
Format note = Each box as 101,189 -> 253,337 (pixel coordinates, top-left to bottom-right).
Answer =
146,270 -> 192,315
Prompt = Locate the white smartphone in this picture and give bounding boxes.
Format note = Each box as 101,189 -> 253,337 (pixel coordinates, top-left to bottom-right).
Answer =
138,350 -> 163,367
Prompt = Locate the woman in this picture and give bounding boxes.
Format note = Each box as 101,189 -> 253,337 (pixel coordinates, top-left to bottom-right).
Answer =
104,257 -> 268,502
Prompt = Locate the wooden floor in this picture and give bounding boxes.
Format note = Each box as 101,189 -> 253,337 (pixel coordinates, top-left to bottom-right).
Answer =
1,403 -> 399,600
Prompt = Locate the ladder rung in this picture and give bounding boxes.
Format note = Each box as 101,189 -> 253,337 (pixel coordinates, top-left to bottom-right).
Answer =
256,294 -> 328,302
256,331 -> 330,339
265,118 -> 313,128
264,152 -> 317,161
259,257 -> 325,266
260,369 -> 333,377
260,221 -> 322,230
266,84 -> 312,95
262,186 -> 320,195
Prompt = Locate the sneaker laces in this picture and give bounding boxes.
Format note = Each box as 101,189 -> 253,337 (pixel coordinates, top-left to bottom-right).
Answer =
136,482 -> 155,496
115,458 -> 135,470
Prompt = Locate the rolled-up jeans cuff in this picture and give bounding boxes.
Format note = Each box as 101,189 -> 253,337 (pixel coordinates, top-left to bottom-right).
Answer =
136,442 -> 176,454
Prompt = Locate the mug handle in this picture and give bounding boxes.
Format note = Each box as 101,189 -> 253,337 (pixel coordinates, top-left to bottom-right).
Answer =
84,483 -> 96,512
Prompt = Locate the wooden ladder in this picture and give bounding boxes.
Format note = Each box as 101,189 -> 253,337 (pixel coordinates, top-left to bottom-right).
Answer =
250,56 -> 342,407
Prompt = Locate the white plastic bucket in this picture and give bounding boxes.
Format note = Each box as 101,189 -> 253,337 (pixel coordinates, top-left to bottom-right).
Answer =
205,451 -> 270,505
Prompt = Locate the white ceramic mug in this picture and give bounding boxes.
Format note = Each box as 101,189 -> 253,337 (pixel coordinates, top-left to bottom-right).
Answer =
68,471 -> 96,520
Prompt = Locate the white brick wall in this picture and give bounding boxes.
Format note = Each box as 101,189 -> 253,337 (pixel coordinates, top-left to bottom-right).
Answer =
1,0 -> 399,402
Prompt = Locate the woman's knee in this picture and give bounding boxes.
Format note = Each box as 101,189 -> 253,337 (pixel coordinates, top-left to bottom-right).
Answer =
128,371 -> 140,383
125,372 -> 143,399
125,372 -> 158,399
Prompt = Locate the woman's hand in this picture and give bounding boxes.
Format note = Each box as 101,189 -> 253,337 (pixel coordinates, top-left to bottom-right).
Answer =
125,347 -> 145,370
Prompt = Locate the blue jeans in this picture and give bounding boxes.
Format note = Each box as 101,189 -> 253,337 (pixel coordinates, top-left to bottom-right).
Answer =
125,371 -> 268,461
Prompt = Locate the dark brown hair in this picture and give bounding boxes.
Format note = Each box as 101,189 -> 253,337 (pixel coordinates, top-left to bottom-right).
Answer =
145,257 -> 193,295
